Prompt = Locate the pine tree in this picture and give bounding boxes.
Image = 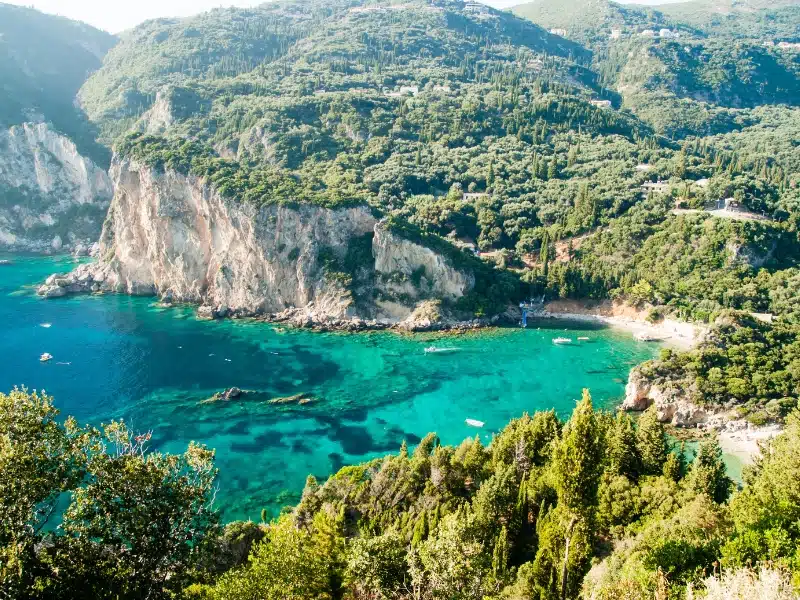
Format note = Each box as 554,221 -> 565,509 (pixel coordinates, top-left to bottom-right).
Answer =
687,435 -> 732,503
608,412 -> 642,480
552,389 -> 602,514
636,406 -> 669,476
662,451 -> 682,482
312,508 -> 346,595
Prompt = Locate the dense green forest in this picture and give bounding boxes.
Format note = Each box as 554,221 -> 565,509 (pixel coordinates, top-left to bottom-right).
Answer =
4,386 -> 799,599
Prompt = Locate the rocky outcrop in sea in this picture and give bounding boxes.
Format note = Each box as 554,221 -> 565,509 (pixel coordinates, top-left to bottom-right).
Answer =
622,368 -> 709,427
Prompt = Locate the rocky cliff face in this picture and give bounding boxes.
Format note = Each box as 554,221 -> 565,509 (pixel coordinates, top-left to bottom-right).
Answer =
40,159 -> 476,325
0,122 -> 113,252
623,368 -> 710,427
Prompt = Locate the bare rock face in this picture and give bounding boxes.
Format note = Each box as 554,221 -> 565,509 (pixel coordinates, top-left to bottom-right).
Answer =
623,367 -> 709,427
373,222 -> 475,313
622,369 -> 653,411
0,122 -> 112,252
40,158 -> 477,324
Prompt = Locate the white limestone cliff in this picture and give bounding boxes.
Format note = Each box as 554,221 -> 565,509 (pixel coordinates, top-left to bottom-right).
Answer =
39,158 -> 477,326
0,122 -> 112,252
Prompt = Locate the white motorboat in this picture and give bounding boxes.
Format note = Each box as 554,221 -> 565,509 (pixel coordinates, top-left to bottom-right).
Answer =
40,353 -> 53,362
425,346 -> 459,354
465,419 -> 485,428
553,337 -> 572,345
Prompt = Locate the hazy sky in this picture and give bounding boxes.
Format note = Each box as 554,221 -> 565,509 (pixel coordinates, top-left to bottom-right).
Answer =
7,0 -> 692,34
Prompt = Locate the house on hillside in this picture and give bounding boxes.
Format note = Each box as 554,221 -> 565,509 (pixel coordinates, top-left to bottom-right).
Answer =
659,29 -> 678,39
464,2 -> 488,14
777,41 -> 800,50
640,29 -> 656,38
590,99 -> 612,109
724,197 -> 742,211
641,181 -> 670,195
610,29 -> 622,40
550,28 -> 567,37
384,86 -> 419,98
462,192 -> 488,202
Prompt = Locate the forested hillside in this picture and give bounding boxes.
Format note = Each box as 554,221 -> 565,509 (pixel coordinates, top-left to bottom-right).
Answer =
0,3 -> 116,161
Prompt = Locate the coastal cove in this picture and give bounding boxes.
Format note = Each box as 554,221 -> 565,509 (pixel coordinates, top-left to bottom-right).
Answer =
4,254 -> 662,521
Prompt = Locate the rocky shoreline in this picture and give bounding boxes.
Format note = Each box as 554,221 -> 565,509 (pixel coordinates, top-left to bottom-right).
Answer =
37,263 -> 511,334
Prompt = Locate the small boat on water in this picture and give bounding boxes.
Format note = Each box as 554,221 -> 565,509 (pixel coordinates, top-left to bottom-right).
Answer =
577,336 -> 590,341
425,346 -> 459,354
465,418 -> 485,428
40,353 -> 53,362
553,337 -> 572,345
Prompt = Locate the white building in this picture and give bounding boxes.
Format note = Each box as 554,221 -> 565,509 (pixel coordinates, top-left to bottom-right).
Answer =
659,29 -> 678,39
590,99 -> 612,109
640,29 -> 656,38
641,181 -> 670,195
550,28 -> 567,37
399,85 -> 419,96
610,29 -> 622,40
464,2 -> 487,14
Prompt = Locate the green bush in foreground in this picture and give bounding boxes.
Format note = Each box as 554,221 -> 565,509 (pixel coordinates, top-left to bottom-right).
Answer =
2,388 -> 800,599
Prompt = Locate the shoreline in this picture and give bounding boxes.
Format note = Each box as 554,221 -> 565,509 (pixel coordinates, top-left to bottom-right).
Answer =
536,311 -> 701,351
718,423 -> 782,468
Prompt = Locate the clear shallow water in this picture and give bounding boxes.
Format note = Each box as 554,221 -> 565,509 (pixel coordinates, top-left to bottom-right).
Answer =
0,254 -> 659,521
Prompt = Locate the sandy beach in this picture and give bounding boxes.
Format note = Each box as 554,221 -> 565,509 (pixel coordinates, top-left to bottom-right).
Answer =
536,300 -> 705,351
718,424 -> 782,467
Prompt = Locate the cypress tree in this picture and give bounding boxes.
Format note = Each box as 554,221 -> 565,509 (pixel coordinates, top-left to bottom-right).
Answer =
411,511 -> 428,547
492,526 -> 509,579
547,155 -> 558,180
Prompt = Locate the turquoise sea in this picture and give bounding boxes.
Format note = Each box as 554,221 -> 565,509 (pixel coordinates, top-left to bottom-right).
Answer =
0,253 -> 660,522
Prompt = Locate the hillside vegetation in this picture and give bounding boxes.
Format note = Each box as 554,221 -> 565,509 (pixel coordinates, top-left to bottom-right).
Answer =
4,387 -> 800,599
0,3 -> 116,163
